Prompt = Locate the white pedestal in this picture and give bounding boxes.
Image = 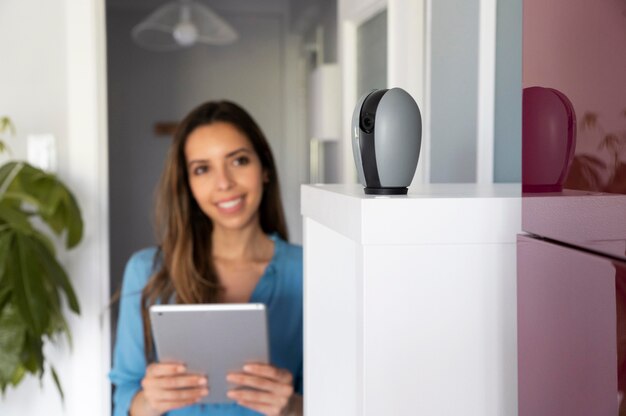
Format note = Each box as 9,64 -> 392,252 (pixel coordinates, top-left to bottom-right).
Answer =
301,184 -> 521,416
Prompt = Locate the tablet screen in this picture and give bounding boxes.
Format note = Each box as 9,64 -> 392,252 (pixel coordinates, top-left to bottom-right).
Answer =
149,303 -> 269,404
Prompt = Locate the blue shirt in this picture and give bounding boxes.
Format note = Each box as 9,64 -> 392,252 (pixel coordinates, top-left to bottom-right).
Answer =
109,236 -> 303,416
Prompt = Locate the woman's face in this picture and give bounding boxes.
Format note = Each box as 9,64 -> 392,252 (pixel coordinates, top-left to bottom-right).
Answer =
184,122 -> 266,232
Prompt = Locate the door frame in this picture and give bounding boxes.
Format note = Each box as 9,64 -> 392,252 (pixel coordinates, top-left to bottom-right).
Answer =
338,0 -> 430,185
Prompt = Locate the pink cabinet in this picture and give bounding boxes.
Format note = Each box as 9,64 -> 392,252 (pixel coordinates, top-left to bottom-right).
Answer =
518,234 -> 625,415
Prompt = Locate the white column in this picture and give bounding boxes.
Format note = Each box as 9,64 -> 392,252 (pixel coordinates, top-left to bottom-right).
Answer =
476,0 -> 497,184
388,0 -> 430,185
65,0 -> 111,414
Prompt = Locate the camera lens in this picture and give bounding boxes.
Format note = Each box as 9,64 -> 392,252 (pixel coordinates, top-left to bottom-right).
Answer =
361,113 -> 374,132
359,90 -> 387,133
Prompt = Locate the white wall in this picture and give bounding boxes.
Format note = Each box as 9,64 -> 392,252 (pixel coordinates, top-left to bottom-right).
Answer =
428,0 -> 521,184
0,0 -> 110,415
0,1 -> 68,162
430,0 -> 480,183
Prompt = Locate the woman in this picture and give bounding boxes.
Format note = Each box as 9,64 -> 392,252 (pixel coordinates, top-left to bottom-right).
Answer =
109,101 -> 303,416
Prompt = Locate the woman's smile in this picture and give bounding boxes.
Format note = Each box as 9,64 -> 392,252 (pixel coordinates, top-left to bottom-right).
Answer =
215,195 -> 245,213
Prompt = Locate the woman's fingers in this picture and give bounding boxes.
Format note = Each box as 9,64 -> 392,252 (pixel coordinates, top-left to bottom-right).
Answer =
143,373 -> 208,390
227,387 -> 289,406
146,362 -> 185,377
140,362 -> 210,414
156,398 -> 203,410
227,372 -> 293,396
151,386 -> 209,402
242,364 -> 293,385
235,399 -> 287,416
227,364 -> 295,416
135,386 -> 208,416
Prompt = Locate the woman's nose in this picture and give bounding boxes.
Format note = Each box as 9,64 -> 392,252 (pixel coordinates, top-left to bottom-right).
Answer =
215,165 -> 234,190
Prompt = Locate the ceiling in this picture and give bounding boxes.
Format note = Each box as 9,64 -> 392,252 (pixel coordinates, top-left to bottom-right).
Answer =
106,0 -> 329,35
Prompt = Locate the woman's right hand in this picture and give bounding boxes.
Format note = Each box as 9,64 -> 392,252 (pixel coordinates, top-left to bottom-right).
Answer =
131,363 -> 209,416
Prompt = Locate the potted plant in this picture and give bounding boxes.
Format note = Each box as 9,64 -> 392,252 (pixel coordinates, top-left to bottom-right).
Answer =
0,117 -> 83,399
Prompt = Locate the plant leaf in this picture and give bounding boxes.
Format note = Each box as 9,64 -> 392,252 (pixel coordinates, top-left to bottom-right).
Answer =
62,192 -> 83,249
3,163 -> 83,248
0,286 -> 11,314
10,364 -> 25,386
30,228 -> 56,257
29,236 -> 80,315
0,142 -> 10,156
0,162 -> 24,199
19,236 -> 58,333
7,232 -> 50,337
0,227 -> 10,277
0,163 -> 15,186
1,190 -> 42,210
0,118 -> 15,157
26,173 -> 64,220
50,365 -> 64,402
0,305 -> 26,387
20,331 -> 44,376
0,230 -> 11,314
0,201 -> 36,235
0,117 -> 15,136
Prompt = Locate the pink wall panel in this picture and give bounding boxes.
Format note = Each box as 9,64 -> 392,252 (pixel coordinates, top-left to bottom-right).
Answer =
518,235 -> 618,415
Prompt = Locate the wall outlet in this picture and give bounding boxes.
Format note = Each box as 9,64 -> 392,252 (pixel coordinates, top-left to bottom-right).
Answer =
27,134 -> 57,172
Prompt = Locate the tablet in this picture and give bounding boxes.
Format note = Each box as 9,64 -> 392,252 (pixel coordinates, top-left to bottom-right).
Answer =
149,303 -> 269,404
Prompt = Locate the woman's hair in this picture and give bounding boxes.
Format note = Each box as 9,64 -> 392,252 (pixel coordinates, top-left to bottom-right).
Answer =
141,100 -> 288,360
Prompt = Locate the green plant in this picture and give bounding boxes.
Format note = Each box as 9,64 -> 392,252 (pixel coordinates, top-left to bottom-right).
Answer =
0,117 -> 83,399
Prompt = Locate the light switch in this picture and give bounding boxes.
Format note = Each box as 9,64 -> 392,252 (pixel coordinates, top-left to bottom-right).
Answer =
27,134 -> 57,172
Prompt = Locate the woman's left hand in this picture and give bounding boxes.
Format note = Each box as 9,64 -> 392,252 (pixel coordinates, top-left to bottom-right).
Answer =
226,364 -> 299,416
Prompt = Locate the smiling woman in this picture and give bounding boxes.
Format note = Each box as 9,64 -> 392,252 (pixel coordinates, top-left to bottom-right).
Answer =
109,101 -> 303,416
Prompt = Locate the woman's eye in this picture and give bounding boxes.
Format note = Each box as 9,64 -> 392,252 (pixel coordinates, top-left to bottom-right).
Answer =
233,156 -> 250,166
192,165 -> 208,176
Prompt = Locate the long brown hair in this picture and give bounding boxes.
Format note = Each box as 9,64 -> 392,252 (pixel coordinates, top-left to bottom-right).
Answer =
141,100 -> 288,361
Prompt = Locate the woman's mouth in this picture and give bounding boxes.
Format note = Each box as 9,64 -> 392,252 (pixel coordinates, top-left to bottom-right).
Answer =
215,196 -> 244,213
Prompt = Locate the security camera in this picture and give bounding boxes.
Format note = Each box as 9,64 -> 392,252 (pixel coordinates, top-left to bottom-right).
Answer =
352,88 -> 422,195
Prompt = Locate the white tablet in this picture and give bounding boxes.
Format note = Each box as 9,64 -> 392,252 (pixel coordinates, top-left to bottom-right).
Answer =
149,303 -> 269,404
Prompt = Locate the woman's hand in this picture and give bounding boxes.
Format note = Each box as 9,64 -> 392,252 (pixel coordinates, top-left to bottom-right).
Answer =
227,364 -> 302,416
131,363 -> 209,416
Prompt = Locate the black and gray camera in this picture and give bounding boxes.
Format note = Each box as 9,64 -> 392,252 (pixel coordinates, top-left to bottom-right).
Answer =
352,88 -> 422,195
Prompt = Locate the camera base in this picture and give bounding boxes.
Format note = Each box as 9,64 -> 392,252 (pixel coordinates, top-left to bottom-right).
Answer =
364,187 -> 408,195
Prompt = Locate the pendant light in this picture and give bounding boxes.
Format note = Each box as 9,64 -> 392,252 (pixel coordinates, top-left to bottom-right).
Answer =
132,0 -> 238,51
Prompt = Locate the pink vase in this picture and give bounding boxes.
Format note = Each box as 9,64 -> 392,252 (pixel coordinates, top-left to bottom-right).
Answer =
522,86 -> 577,193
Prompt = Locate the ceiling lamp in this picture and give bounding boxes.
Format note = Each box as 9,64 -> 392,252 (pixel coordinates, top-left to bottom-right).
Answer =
132,0 -> 238,51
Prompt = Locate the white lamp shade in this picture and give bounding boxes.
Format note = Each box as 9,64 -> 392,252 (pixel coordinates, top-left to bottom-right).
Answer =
132,0 -> 238,51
